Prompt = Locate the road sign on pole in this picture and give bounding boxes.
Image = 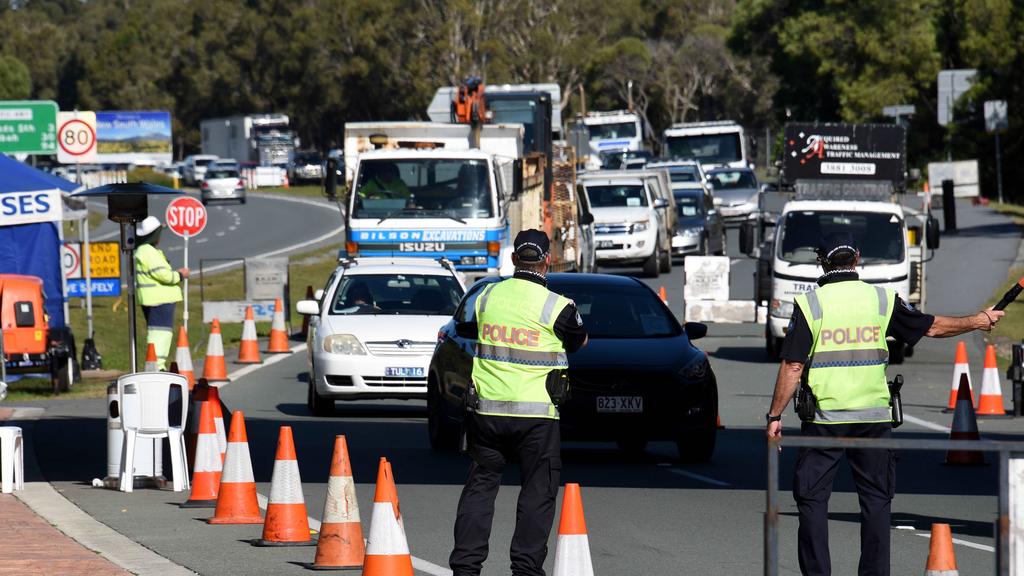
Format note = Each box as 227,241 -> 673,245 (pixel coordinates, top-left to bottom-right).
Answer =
985,100 -> 1009,204
56,111 -> 98,163
166,196 -> 207,336
937,69 -> 976,127
0,100 -> 58,154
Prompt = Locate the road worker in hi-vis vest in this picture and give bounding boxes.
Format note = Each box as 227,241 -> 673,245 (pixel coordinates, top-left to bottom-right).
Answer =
449,229 -> 588,576
766,231 -> 1002,576
135,216 -> 189,370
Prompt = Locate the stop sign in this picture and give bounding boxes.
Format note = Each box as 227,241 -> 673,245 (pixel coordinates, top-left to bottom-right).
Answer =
165,196 -> 208,238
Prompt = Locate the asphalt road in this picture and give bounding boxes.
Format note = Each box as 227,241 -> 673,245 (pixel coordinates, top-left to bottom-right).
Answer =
20,199 -> 1024,575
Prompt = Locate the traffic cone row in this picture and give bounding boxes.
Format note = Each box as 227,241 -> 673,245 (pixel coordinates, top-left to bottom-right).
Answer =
944,341 -> 1009,416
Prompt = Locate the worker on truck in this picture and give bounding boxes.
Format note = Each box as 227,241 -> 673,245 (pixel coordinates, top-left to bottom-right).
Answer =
134,216 -> 188,370
357,161 -> 411,200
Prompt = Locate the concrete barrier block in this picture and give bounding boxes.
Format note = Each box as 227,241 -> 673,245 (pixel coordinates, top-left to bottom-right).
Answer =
685,300 -> 756,323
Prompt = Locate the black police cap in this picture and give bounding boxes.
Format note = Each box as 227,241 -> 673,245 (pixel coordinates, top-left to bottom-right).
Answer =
514,229 -> 550,263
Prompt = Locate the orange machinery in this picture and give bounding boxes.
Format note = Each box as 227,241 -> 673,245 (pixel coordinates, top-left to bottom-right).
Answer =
1,274 -> 75,392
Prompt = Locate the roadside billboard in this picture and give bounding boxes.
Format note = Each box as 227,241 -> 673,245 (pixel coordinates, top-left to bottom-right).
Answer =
95,111 -> 172,165
783,123 -> 906,186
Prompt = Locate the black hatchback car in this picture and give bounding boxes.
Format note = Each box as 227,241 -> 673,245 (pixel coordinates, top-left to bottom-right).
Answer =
427,273 -> 718,461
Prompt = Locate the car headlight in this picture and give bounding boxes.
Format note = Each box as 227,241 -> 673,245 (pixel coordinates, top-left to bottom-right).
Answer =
323,334 -> 367,355
678,356 -> 710,380
631,220 -> 650,233
770,299 -> 794,319
682,227 -> 702,238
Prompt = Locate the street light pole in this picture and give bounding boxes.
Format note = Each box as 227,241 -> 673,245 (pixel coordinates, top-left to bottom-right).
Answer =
996,130 -> 1004,204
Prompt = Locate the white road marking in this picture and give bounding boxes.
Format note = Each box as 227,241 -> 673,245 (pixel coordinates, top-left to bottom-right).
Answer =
215,343 -> 307,387
195,238 -> 209,244
914,532 -> 995,552
228,226 -> 237,232
216,231 -> 225,237
669,468 -> 731,487
903,413 -> 950,432
730,258 -> 741,265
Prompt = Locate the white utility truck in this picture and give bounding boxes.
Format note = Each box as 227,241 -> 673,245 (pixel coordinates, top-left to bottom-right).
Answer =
663,120 -> 749,169
582,110 -> 644,154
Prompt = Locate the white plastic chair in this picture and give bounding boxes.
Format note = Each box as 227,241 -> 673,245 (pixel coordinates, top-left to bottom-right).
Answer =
117,372 -> 190,493
0,426 -> 24,493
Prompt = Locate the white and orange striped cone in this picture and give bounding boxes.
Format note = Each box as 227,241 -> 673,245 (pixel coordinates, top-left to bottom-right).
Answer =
552,483 -> 595,576
362,457 -> 413,575
255,426 -> 315,546
186,379 -> 210,471
236,306 -> 263,364
180,400 -> 222,508
202,318 -> 229,382
308,435 -> 364,570
143,343 -> 159,372
207,385 -> 228,463
208,411 -> 263,524
175,326 -> 195,389
924,523 -> 959,575
946,341 -> 974,410
267,298 -> 290,354
977,344 -> 1009,417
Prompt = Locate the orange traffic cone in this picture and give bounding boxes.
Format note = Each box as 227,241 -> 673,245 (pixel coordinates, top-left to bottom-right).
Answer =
175,326 -> 195,388
180,400 -> 222,508
208,411 -> 263,524
946,341 -> 974,410
283,172 -> 290,189
168,361 -> 179,374
977,344 -> 1008,417
202,319 -> 229,382
236,306 -> 263,364
924,523 -> 959,575
945,374 -> 985,465
255,426 -> 315,546
301,285 -> 314,337
362,457 -> 413,575
207,385 -> 227,463
186,379 -> 210,471
309,435 -> 365,569
658,286 -> 667,304
553,483 -> 595,576
267,299 -> 290,354
143,343 -> 159,372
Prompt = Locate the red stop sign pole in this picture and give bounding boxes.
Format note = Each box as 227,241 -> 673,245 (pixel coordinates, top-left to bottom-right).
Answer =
165,196 -> 208,336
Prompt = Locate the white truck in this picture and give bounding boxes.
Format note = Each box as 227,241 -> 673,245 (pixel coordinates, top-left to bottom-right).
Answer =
740,123 -> 939,363
582,110 -> 643,155
200,114 -> 295,167
580,169 -> 675,277
662,120 -> 749,169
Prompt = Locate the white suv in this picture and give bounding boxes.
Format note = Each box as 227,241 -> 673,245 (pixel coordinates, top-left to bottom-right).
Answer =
297,257 -> 466,415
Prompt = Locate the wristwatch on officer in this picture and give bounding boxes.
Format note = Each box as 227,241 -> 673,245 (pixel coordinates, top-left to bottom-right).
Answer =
766,413 -> 782,424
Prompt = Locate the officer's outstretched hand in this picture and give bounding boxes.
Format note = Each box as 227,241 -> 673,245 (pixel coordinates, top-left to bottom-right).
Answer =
977,308 -> 1005,332
767,420 -> 783,442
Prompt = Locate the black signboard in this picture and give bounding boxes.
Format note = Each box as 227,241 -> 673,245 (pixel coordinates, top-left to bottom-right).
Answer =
783,123 -> 906,186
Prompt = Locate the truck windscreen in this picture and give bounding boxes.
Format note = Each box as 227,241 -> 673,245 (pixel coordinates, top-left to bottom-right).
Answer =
586,122 -> 638,140
666,133 -> 741,165
777,211 -> 904,265
352,158 -> 494,220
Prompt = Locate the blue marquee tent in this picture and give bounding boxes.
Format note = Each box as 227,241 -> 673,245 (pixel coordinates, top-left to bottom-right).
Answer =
0,154 -> 80,328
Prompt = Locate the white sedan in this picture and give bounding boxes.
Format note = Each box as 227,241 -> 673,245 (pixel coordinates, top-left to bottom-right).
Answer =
296,257 -> 466,415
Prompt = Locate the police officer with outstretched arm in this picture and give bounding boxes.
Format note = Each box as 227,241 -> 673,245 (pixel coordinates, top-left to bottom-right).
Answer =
134,216 -> 189,371
766,232 -> 1003,576
449,229 -> 588,576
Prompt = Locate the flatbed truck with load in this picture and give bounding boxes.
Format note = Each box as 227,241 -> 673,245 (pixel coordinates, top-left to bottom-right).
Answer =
740,123 -> 939,363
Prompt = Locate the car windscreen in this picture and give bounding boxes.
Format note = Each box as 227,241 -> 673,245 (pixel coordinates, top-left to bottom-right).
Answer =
665,133 -> 741,165
195,158 -> 215,166
586,121 -> 638,140
669,168 -> 698,182
330,274 -> 463,316
709,170 -> 757,190
550,281 -> 680,339
673,193 -> 701,217
777,211 -> 905,265
206,170 -> 239,179
352,158 -> 493,220
585,184 -> 648,208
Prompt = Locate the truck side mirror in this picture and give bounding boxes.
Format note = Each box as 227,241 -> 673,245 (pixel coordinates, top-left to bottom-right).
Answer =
926,216 -> 941,250
324,158 -> 338,199
739,221 -> 756,255
581,212 -> 594,225
512,158 -> 523,199
653,198 -> 669,209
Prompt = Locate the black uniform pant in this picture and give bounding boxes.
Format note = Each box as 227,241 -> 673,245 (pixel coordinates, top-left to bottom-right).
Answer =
450,414 -> 561,576
795,422 -> 895,576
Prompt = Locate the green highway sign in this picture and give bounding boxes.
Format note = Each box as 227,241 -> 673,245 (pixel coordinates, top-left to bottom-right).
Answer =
0,100 -> 58,154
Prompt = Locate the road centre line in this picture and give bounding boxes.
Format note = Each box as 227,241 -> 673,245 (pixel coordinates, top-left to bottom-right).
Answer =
903,413 -> 950,433
914,532 -> 995,553
216,342 -> 308,387
669,468 -> 731,487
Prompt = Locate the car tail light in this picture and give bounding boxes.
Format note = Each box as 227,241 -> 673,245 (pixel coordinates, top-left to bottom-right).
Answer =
487,241 -> 500,257
345,241 -> 359,256
237,179 -> 245,188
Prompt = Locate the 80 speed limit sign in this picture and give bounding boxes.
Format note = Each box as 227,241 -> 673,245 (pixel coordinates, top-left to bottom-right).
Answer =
57,111 -> 97,164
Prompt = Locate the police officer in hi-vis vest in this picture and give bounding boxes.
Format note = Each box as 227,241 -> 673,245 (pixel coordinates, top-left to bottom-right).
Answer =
135,216 -> 188,370
450,229 -> 588,576
767,232 -> 1003,576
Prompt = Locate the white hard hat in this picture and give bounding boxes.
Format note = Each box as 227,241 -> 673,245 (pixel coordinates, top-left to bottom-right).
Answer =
135,216 -> 161,236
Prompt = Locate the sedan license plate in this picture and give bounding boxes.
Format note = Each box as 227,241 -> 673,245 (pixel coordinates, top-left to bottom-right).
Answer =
385,367 -> 424,378
596,396 -> 643,413
596,240 -> 614,249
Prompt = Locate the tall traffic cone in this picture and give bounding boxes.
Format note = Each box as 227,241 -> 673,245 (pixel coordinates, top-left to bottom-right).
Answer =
924,523 -> 958,575
658,286 -> 667,304
977,344 -> 1008,417
309,436 -> 364,570
186,379 -> 210,471
301,285 -> 314,337
144,343 -> 159,372
946,341 -> 974,410
236,306 -> 263,364
202,319 -> 229,382
267,299 -> 290,353
175,326 -> 195,388
180,400 -> 222,508
552,483 -> 595,576
208,411 -> 263,524
207,385 -> 228,463
945,374 -> 985,465
283,172 -> 290,189
362,457 -> 413,575
255,426 -> 315,546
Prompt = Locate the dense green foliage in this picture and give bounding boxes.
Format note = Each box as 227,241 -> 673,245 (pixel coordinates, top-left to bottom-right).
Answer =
0,0 -> 1020,197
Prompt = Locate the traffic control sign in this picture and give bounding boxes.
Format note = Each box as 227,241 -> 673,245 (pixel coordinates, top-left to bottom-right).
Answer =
165,196 -> 207,238
56,111 -> 97,163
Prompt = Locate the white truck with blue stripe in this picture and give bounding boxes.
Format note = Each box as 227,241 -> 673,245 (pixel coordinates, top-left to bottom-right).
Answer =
582,111 -> 643,155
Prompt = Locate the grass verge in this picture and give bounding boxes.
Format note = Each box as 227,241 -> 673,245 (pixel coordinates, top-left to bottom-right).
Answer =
256,184 -> 330,199
985,202 -> 1024,369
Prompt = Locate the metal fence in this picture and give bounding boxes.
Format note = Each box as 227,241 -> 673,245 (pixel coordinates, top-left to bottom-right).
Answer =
765,435 -> 1024,576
